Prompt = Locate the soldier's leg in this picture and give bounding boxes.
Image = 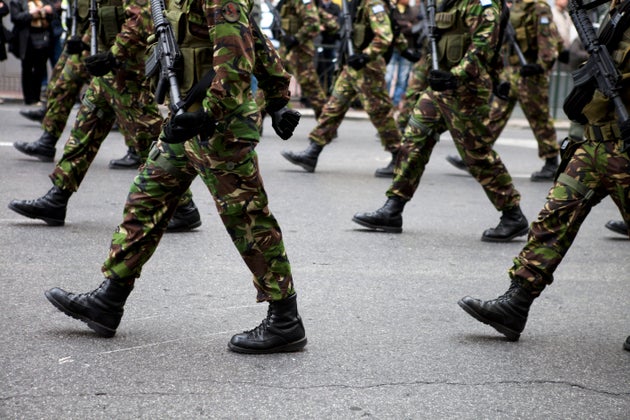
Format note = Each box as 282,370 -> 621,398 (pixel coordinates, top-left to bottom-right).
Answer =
8,77 -> 115,226
520,74 -> 560,181
291,49 -> 327,118
14,51 -> 91,161
352,91 -> 445,233
280,68 -> 355,172
45,141 -> 197,337
359,61 -> 403,177
188,131 -> 306,353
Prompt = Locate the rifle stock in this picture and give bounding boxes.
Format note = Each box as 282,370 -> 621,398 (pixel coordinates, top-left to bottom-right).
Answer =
569,0 -> 630,150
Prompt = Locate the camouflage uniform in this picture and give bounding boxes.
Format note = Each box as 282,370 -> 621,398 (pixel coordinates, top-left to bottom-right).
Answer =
43,0 -> 306,353
49,0 -> 162,191
277,0 -> 328,117
510,26 -> 630,291
391,0 -> 520,211
101,0 -> 296,303
281,0 -> 402,176
396,53 -> 428,132
486,0 -> 561,176
458,3 -> 630,345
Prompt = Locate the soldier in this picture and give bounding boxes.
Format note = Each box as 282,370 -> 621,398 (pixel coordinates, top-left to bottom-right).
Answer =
8,0 -> 201,231
281,0 -> 406,177
315,0 -> 341,94
14,0 -> 144,169
445,0 -> 563,181
43,0 -> 307,354
274,0 -> 328,118
352,0 -> 529,242
458,0 -> 630,349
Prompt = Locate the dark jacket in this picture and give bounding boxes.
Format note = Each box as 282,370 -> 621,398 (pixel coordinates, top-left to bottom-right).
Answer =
9,0 -> 54,60
0,1 -> 9,60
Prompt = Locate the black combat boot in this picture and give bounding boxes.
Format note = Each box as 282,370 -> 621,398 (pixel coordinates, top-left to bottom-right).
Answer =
109,146 -> 141,169
166,200 -> 202,232
280,141 -> 323,172
605,220 -> 628,236
374,151 -> 399,178
624,336 -> 630,351
19,106 -> 46,123
481,205 -> 529,242
445,154 -> 468,172
8,185 -> 72,226
458,281 -> 537,341
530,156 -> 559,182
45,279 -> 134,337
351,196 -> 407,233
228,294 -> 307,354
13,131 -> 58,162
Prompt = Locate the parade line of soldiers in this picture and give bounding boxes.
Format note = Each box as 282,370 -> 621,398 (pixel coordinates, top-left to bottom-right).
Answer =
5,0 -> 630,353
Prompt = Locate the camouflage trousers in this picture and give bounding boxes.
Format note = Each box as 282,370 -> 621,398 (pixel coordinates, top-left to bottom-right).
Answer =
488,69 -> 559,159
42,47 -> 91,139
309,59 -> 402,152
101,136 -> 294,302
396,57 -> 429,132
510,134 -> 630,292
50,73 -> 162,192
283,46 -> 327,117
388,79 -> 521,211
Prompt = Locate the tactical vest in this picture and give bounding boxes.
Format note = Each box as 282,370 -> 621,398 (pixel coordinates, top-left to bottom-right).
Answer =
508,0 -> 538,65
280,0 -> 301,35
435,5 -> 470,69
161,0 -> 214,96
351,1 -> 370,50
95,0 -> 126,51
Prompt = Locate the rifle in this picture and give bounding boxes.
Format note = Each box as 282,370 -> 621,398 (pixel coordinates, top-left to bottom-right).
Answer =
263,0 -> 286,41
568,0 -> 630,151
504,21 -> 527,66
145,0 -> 185,115
88,0 -> 98,55
340,0 -> 354,57
426,0 -> 438,70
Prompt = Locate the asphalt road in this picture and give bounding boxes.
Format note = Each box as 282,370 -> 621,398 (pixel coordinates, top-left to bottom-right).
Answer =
0,102 -> 628,419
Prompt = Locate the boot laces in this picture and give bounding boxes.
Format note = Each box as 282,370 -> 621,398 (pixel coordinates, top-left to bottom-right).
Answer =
244,306 -> 272,335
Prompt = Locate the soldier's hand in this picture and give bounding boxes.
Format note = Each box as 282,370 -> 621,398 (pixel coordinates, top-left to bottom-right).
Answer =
347,53 -> 369,70
400,48 -> 422,63
282,34 -> 299,51
492,81 -> 510,101
162,110 -> 215,144
520,63 -> 544,77
84,52 -> 119,77
271,107 -> 301,140
66,36 -> 89,55
558,49 -> 570,64
428,70 -> 457,91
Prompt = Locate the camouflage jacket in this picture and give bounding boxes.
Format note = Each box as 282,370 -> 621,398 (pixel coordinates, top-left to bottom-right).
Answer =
352,0 -> 394,60
109,0 -> 154,75
507,0 -> 561,69
280,0 -> 321,45
434,0 -> 501,83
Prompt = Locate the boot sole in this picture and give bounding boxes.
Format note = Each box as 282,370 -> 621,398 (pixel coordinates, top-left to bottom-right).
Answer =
280,152 -> 315,173
108,163 -> 141,169
227,337 -> 307,354
457,299 -> 520,341
8,203 -> 65,226
351,216 -> 402,233
480,225 -> 529,243
44,290 -> 116,338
